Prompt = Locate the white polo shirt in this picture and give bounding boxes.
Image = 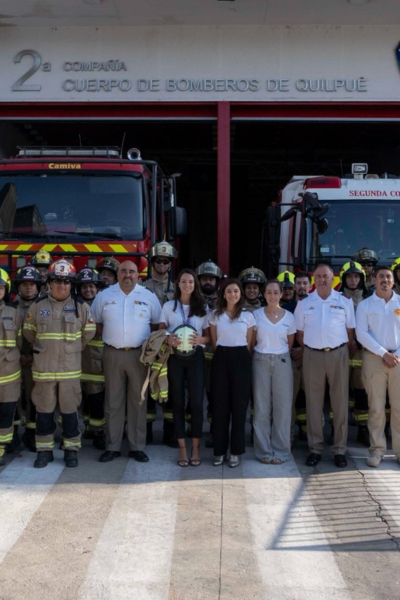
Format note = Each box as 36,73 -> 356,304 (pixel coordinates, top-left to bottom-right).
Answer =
294,289 -> 355,349
209,309 -> 255,347
356,292 -> 400,357
160,301 -> 209,347
91,283 -> 162,349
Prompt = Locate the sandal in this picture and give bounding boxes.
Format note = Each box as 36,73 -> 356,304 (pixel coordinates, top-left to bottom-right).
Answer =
271,457 -> 283,465
259,458 -> 272,464
190,446 -> 201,467
177,445 -> 189,468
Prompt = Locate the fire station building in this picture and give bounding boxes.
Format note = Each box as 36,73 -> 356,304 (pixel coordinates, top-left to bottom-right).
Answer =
1,0 -> 400,273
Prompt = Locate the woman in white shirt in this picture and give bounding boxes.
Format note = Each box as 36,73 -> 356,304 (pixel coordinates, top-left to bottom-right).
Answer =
209,279 -> 255,468
252,280 -> 296,464
159,269 -> 209,467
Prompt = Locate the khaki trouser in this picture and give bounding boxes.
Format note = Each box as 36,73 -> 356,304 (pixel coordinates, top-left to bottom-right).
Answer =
303,345 -> 349,455
362,351 -> 400,458
103,345 -> 147,452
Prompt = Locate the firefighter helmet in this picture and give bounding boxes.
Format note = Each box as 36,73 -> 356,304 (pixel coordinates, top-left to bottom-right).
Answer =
277,271 -> 295,288
196,260 -> 223,280
48,260 -> 76,280
391,257 -> 400,274
339,261 -> 365,284
31,250 -> 53,267
0,268 -> 11,292
239,267 -> 267,285
148,242 -> 178,260
354,247 -> 378,265
76,267 -> 102,287
14,265 -> 42,287
97,256 -> 120,275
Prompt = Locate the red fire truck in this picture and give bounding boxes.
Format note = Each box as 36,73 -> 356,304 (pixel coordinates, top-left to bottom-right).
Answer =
264,163 -> 400,284
0,146 -> 186,277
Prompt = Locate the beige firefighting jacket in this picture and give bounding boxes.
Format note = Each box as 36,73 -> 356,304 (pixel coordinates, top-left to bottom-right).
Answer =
0,301 -> 22,386
23,294 -> 96,382
141,277 -> 175,307
140,330 -> 173,403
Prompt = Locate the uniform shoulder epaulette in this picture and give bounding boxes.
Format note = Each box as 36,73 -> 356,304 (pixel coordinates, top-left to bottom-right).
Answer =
35,294 -> 48,304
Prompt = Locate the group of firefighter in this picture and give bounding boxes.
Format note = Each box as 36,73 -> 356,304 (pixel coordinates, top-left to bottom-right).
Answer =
0,243 -> 396,468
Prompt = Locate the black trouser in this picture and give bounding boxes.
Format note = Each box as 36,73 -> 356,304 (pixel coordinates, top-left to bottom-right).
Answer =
168,347 -> 205,440
211,346 -> 252,456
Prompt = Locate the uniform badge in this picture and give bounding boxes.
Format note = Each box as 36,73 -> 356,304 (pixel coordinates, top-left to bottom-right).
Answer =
87,309 -> 94,323
26,312 -> 32,320
394,309 -> 400,316
40,309 -> 50,318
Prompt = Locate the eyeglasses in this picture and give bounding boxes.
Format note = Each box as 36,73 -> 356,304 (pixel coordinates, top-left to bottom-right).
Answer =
154,258 -> 171,265
53,278 -> 72,285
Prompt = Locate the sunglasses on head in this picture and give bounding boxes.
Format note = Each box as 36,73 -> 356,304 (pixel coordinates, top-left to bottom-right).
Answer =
53,278 -> 71,285
154,258 -> 171,265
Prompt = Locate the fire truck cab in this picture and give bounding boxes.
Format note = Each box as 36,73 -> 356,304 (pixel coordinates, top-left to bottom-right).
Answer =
0,146 -> 186,277
265,163 -> 400,278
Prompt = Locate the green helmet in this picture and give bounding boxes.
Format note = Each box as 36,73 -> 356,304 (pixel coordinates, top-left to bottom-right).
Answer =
239,267 -> 266,285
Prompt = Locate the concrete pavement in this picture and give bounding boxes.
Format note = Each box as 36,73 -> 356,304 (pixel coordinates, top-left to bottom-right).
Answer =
0,426 -> 399,600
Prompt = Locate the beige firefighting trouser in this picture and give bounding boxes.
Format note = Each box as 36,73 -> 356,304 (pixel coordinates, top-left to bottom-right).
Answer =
362,350 -> 400,458
103,345 -> 147,452
21,365 -> 35,429
0,380 -> 20,444
303,345 -> 349,456
32,379 -> 82,450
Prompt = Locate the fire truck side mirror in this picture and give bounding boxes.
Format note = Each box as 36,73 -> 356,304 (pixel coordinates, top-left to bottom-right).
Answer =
169,206 -> 187,238
317,218 -> 329,235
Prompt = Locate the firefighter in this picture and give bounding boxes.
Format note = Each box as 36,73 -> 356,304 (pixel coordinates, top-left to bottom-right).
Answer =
239,267 -> 266,312
391,257 -> 400,295
12,265 -> 42,452
195,260 -> 223,446
97,256 -> 120,288
277,271 -> 295,305
354,247 -> 378,292
339,261 -> 370,446
31,250 -> 53,296
142,242 -> 178,447
23,259 -> 96,468
0,269 -> 21,466
76,267 -> 106,450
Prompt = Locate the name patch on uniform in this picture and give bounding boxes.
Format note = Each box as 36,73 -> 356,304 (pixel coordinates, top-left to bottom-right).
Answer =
134,300 -> 148,306
63,306 -> 75,312
394,309 -> 400,316
330,305 -> 344,310
2,316 -> 12,320
104,301 -> 117,306
40,309 -> 50,318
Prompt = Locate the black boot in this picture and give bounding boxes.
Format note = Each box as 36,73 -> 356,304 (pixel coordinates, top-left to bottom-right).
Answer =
22,429 -> 37,452
0,445 -> 6,466
6,425 -> 21,454
82,424 -> 95,440
163,421 -> 178,448
93,432 -> 106,450
64,450 -> 78,467
34,451 -> 54,469
356,425 -> 370,447
146,422 -> 153,444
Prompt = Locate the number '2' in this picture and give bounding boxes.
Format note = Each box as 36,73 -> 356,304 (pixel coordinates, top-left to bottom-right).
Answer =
13,50 -> 41,92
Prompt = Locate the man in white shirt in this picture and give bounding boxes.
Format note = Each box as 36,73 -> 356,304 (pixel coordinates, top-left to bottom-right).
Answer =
356,266 -> 400,468
92,261 -> 162,463
295,264 -> 356,468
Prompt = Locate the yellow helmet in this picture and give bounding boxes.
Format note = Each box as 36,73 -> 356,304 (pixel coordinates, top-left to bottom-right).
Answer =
0,268 -> 11,292
277,271 -> 295,288
340,261 -> 365,282
391,257 -> 400,273
31,250 -> 52,267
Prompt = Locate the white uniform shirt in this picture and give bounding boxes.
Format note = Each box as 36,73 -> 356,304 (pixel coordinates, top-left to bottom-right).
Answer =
91,283 -> 162,348
209,310 -> 255,347
294,289 -> 355,349
160,301 -> 209,347
254,308 -> 296,355
356,292 -> 400,357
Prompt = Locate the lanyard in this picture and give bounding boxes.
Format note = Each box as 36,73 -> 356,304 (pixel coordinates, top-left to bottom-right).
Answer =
179,301 -> 191,326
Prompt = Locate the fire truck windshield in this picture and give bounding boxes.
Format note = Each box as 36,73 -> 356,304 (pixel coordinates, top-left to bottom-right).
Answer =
0,173 -> 145,241
309,200 -> 400,267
